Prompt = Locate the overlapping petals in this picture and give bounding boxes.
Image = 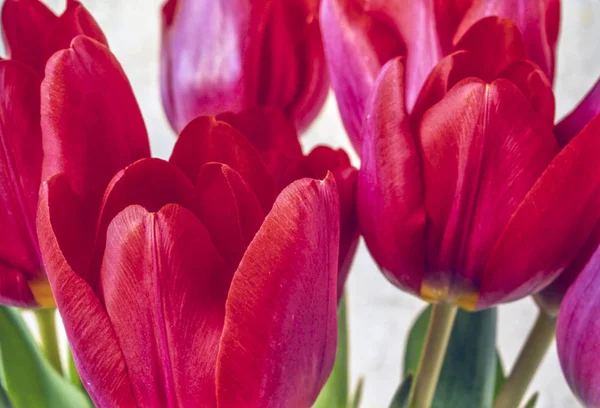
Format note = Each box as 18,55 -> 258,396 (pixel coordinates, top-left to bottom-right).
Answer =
160,0 -> 329,133
357,19 -> 600,310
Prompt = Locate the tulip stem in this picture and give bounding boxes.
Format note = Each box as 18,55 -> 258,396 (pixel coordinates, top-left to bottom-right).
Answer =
494,310 -> 556,408
409,302 -> 458,408
34,308 -> 62,375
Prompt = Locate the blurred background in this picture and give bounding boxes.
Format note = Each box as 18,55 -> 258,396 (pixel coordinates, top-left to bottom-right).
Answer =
1,0 -> 599,406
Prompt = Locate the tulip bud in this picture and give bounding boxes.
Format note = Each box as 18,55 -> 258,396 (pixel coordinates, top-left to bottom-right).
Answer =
160,0 -> 329,133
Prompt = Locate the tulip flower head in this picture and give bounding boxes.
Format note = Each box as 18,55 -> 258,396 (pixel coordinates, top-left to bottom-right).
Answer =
320,0 -> 560,154
37,32 -> 342,405
160,0 -> 329,133
0,0 -> 111,307
357,17 -> 600,310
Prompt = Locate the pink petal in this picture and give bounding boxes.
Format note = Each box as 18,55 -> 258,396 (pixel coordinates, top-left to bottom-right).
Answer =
170,116 -> 275,212
482,114 -> 600,307
319,0 -> 405,152
37,176 -> 136,407
101,204 -> 231,407
357,57 -> 426,294
0,61 -> 43,278
216,175 -> 339,407
41,35 -> 150,206
0,262 -> 35,307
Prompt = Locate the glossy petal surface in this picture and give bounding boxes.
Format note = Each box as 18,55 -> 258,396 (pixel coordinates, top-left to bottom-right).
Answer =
101,204 -> 231,407
41,36 -> 150,206
357,58 -> 426,294
0,61 -> 43,278
419,78 -> 558,306
217,176 -> 339,407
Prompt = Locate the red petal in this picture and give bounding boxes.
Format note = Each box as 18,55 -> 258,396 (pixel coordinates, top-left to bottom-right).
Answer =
101,204 -> 231,407
0,61 -> 43,278
300,146 -> 359,297
357,57 -> 426,295
1,0 -> 57,74
45,0 -> 108,60
453,17 -> 527,81
37,177 -> 136,406
555,77 -> 600,147
419,78 -> 558,306
41,35 -> 150,206
196,163 -> 265,269
482,114 -> 600,308
320,0 -> 405,152
457,0 -> 556,81
170,116 -> 276,212
216,107 -> 304,188
216,175 -> 339,407
0,263 -> 35,307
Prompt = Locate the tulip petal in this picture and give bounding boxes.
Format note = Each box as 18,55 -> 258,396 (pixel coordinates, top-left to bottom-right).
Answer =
357,57 -> 426,295
557,245 -> 600,407
457,0 -> 556,81
41,35 -> 150,204
45,0 -> 108,60
196,163 -> 265,269
454,17 -> 527,81
420,78 -> 558,307
101,204 -> 231,407
482,114 -> 600,308
555,77 -> 600,147
1,0 -> 57,74
301,146 -> 359,296
37,176 -> 136,407
0,61 -> 43,277
170,116 -> 276,211
216,175 -> 339,407
320,0 -> 405,152
216,108 -> 304,188
0,263 -> 35,307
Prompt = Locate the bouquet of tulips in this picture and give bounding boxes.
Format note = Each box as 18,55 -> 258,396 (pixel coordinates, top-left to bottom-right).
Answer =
0,0 -> 598,407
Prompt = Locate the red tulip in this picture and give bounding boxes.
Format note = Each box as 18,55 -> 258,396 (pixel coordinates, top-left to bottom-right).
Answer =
320,0 -> 560,153
357,17 -> 600,310
556,244 -> 600,407
0,0 -> 118,307
37,38 -> 340,405
160,0 -> 329,134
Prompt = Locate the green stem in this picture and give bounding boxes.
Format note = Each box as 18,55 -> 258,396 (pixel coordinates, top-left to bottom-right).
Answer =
409,302 -> 458,408
33,308 -> 62,375
493,311 -> 556,408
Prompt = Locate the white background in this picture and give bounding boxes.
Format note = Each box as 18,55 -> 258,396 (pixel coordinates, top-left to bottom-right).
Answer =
1,1 -> 599,407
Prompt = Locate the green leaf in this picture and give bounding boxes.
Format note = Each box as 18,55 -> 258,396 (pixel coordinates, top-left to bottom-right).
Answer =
349,377 -> 364,408
313,295 -> 349,408
403,305 -> 498,408
389,374 -> 413,408
0,383 -> 12,408
0,307 -> 90,408
523,392 -> 538,408
494,353 -> 506,399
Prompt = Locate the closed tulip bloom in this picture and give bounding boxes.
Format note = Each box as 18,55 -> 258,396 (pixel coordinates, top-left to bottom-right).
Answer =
160,0 -> 329,134
38,35 -> 340,407
557,244 -> 600,407
357,17 -> 600,310
0,0 -> 125,307
320,0 -> 560,153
